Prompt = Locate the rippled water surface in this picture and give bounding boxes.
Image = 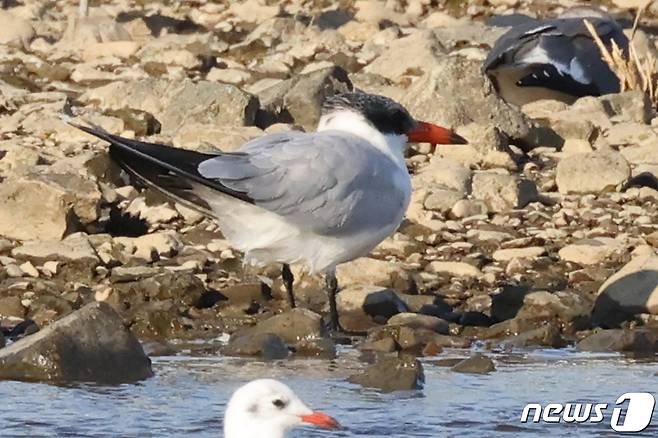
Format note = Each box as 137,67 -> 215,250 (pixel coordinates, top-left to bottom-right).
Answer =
0,348 -> 656,437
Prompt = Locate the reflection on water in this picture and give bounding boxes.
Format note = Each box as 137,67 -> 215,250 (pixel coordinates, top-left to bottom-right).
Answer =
0,349 -> 655,437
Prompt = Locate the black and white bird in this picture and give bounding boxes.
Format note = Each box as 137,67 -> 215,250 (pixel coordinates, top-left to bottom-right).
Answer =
483,7 -> 629,106
224,379 -> 340,438
68,92 -> 466,331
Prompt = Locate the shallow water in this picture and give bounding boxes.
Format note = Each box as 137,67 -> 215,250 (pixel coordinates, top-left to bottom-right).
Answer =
0,347 -> 656,437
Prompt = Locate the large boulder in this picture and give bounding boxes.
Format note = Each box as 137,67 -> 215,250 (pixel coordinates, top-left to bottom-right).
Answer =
82,79 -> 259,134
398,57 -> 530,140
0,302 -> 152,383
0,10 -> 35,48
555,150 -> 630,194
348,355 -> 424,392
363,30 -> 446,81
471,171 -> 538,213
257,66 -> 352,131
592,254 -> 658,327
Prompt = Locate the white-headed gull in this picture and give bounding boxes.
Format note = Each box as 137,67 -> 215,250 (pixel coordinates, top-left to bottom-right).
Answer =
67,92 -> 466,330
484,7 -> 629,106
224,379 -> 340,438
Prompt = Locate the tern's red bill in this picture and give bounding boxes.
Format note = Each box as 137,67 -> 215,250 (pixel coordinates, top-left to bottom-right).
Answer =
408,121 -> 467,146
301,412 -> 341,429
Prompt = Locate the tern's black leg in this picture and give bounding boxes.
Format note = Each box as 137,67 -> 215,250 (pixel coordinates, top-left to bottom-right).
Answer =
281,263 -> 296,308
325,271 -> 340,331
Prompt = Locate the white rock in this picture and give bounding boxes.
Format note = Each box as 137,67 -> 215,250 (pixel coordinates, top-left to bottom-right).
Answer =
0,10 -> 35,48
556,150 -> 630,194
493,247 -> 546,262
558,238 -> 624,265
426,261 -> 482,278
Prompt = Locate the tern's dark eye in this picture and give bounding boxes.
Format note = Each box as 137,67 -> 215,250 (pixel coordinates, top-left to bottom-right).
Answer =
272,399 -> 286,409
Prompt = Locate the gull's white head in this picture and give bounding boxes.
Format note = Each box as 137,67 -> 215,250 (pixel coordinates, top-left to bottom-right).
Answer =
223,379 -> 340,438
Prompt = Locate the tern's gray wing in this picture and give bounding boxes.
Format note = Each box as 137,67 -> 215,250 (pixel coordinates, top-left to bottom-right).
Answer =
197,131 -> 406,236
484,16 -> 628,97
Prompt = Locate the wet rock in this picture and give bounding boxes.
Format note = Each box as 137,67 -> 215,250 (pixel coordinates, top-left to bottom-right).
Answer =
556,150 -> 630,194
337,286 -> 409,332
387,313 -> 449,334
224,332 -> 289,360
593,254 -> 658,327
558,238 -> 624,266
258,66 -> 352,130
348,355 -> 424,392
358,337 -> 398,353
0,174 -> 100,241
399,57 -> 530,140
471,171 -> 538,213
244,308 -> 325,345
0,302 -> 152,383
451,353 -> 495,374
498,323 -> 567,349
577,328 -> 658,354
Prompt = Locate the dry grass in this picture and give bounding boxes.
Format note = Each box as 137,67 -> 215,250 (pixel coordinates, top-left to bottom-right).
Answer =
585,0 -> 658,106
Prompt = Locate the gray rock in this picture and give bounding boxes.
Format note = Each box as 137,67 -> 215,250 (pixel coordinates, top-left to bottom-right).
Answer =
159,81 -> 259,134
423,189 -> 464,213
593,254 -> 658,327
258,66 -> 352,131
246,308 -> 325,345
111,266 -> 162,282
224,332 -> 289,360
83,79 -> 259,134
498,323 -> 567,349
556,150 -> 630,194
577,328 -> 658,353
348,355 -> 424,392
337,285 -> 409,332
471,171 -> 539,213
0,302 -> 152,383
364,30 -> 446,81
451,353 -> 495,374
399,57 -> 530,140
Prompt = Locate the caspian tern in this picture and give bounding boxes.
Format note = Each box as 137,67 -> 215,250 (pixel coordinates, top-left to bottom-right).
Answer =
484,7 -> 628,106
224,379 -> 340,438
68,92 -> 466,330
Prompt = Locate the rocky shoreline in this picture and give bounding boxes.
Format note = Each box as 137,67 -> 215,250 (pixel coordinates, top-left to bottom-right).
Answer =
1,0 -> 658,390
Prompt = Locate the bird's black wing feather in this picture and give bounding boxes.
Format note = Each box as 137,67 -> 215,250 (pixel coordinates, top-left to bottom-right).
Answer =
70,122 -> 255,213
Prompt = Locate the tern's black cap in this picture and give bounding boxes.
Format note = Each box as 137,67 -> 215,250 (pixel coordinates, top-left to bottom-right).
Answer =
322,92 -> 416,136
